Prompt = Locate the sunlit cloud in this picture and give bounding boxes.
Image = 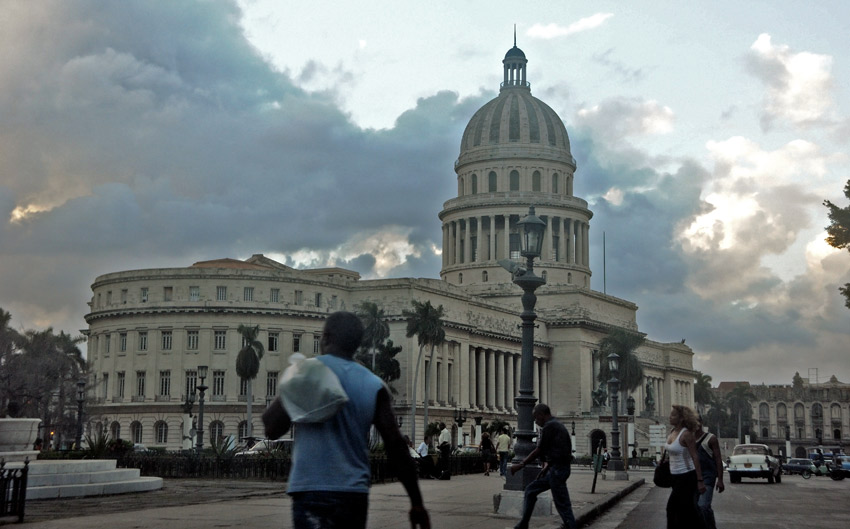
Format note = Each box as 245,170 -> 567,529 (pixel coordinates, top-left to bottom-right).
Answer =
576,98 -> 674,138
527,14 -> 614,39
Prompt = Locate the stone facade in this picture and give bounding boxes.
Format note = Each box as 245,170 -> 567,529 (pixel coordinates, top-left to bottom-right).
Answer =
83,42 -> 698,455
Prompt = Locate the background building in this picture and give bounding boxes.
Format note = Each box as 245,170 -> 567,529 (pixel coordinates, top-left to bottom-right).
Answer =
84,42 -> 698,454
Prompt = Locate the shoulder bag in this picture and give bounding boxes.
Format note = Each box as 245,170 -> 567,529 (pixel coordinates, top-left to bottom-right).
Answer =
653,451 -> 672,488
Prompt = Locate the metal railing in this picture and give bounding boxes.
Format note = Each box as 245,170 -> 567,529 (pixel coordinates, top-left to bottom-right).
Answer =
0,459 -> 29,523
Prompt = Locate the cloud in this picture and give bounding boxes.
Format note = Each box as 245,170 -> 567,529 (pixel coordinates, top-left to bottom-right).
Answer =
746,33 -> 835,130
527,14 -> 614,40
576,97 -> 674,139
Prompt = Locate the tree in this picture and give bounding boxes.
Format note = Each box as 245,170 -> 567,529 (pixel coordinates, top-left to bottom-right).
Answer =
402,300 -> 446,444
235,324 -> 265,439
0,308 -> 22,414
355,302 -> 390,371
824,179 -> 850,308
725,384 -> 755,443
596,329 -> 645,413
792,371 -> 804,389
693,371 -> 714,415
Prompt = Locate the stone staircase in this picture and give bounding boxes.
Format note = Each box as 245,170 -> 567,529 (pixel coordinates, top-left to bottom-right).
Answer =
20,459 -> 162,500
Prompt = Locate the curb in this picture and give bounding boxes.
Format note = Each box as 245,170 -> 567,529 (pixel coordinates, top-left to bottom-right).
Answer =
576,478 -> 645,527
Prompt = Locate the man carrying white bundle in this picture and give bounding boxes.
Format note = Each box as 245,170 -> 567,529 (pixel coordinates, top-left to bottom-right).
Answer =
263,311 -> 430,529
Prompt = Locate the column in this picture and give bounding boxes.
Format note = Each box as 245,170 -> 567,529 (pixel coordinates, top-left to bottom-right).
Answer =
558,218 -> 566,263
468,346 -> 476,407
566,218 -> 574,263
541,361 -> 549,405
476,216 -> 484,262
489,215 -> 497,261
442,224 -> 447,267
463,218 -> 471,265
455,220 -> 462,265
487,349 -> 496,409
495,351 -> 505,410
440,343 -> 450,404
504,214 -> 511,259
544,215 -> 554,261
506,353 -> 515,412
583,222 -> 590,267
575,221 -> 583,267
477,348 -> 486,409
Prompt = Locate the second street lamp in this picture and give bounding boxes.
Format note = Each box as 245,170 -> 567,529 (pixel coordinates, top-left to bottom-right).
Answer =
607,352 -> 627,478
195,365 -> 209,453
74,379 -> 86,450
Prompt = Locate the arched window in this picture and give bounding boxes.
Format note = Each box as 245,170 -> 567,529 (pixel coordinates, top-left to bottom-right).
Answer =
759,403 -> 769,421
532,171 -> 541,191
834,428 -> 842,440
458,177 -> 464,196
541,270 -> 547,281
552,173 -> 559,194
567,272 -> 572,284
110,421 -> 121,441
761,427 -> 769,438
509,170 -> 520,191
155,421 -> 168,444
471,174 -> 478,194
209,420 -> 224,442
812,403 -> 823,422
777,403 -> 787,420
831,403 -> 842,421
130,421 -> 143,444
794,403 -> 805,420
488,171 -> 497,192
482,271 -> 488,282
458,273 -> 463,284
238,421 -> 249,441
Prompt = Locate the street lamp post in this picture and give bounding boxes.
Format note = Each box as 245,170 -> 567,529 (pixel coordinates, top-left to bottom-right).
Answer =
195,365 -> 209,453
607,353 -> 627,477
454,408 -> 468,446
74,379 -> 86,450
501,205 -> 547,491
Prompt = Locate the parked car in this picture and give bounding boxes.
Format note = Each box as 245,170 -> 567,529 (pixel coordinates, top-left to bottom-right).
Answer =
782,458 -> 817,477
829,456 -> 850,481
454,444 -> 480,455
726,443 -> 782,484
234,438 -> 292,456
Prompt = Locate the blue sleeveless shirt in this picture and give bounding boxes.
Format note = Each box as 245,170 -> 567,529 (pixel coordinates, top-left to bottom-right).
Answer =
286,354 -> 384,494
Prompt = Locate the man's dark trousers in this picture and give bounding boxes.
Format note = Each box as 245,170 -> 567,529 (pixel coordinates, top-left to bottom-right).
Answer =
515,464 -> 576,529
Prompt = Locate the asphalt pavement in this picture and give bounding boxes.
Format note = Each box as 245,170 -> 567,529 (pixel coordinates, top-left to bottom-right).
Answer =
16,467 -> 649,528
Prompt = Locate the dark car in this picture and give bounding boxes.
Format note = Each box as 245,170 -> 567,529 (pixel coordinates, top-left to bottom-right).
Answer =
782,458 -> 816,477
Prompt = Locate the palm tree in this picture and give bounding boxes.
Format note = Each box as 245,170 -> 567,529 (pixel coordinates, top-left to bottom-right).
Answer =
596,329 -> 645,414
355,302 -> 389,371
235,324 -> 265,439
693,371 -> 714,416
402,300 -> 446,444
725,384 -> 755,443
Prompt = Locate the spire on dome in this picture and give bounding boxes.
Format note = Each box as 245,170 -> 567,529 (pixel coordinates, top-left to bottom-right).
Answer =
502,29 -> 529,91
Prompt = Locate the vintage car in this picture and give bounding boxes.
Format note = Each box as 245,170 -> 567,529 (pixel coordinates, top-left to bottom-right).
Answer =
829,456 -> 850,481
782,457 -> 818,477
726,443 -> 782,484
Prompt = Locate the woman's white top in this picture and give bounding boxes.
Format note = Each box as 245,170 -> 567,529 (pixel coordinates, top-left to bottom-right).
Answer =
665,428 -> 695,475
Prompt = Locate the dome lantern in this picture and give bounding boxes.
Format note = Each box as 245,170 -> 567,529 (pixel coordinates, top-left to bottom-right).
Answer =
502,28 -> 529,91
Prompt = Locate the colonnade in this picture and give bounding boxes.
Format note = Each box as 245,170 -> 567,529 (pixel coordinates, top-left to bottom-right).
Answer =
442,214 -> 589,268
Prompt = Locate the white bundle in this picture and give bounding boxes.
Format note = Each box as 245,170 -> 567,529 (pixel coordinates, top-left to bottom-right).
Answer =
278,353 -> 349,423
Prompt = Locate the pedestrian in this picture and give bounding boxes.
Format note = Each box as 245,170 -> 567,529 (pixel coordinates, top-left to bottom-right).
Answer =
510,403 -> 576,529
664,404 -> 707,529
417,436 -> 437,479
602,448 -> 610,468
496,427 -> 512,477
480,431 -> 494,476
263,311 -> 430,529
631,448 -> 638,469
438,422 -> 452,475
694,417 -> 724,529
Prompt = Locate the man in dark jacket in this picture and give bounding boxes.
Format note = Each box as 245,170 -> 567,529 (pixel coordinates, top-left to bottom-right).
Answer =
510,403 -> 576,529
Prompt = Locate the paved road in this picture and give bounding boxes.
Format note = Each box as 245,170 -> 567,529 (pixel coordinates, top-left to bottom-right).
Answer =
585,474 -> 850,528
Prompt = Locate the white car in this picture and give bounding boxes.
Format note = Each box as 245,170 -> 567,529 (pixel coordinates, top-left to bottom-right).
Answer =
234,438 -> 292,456
726,443 -> 782,484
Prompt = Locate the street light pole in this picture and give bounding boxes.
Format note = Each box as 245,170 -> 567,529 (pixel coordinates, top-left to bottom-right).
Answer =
607,353 -> 627,477
195,365 -> 209,453
74,379 -> 86,450
501,206 -> 547,491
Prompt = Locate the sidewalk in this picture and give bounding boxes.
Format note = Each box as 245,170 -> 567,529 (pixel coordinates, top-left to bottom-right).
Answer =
18,468 -> 648,528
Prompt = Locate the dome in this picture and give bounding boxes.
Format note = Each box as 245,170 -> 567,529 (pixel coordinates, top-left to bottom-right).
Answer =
457,89 -> 572,166
504,45 -> 526,59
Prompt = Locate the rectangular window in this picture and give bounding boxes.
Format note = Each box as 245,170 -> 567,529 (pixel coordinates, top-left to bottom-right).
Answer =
187,330 -> 199,350
185,370 -> 197,397
121,289 -> 128,304
243,287 -> 254,301
330,295 -> 338,309
138,331 -> 148,351
266,371 -> 279,397
163,286 -> 173,301
159,370 -> 171,396
97,293 -> 101,307
294,290 -> 303,305
213,371 -> 225,396
106,291 -> 112,305
240,378 -> 249,397
293,333 -> 301,352
102,373 -> 109,399
268,332 -> 279,352
161,330 -> 172,350
105,333 -> 111,354
270,288 -> 280,303
313,335 -> 320,354
315,292 -> 322,307
216,286 -> 227,301
136,371 -> 146,397
117,372 -> 125,398
119,332 -> 127,352
214,330 -> 226,350
140,287 -> 148,302
189,286 -> 200,301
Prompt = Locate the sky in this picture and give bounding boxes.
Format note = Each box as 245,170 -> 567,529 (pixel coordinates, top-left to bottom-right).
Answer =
1,0 -> 849,387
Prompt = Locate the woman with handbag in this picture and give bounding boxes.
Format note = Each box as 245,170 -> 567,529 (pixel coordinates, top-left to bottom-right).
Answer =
664,405 -> 707,528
